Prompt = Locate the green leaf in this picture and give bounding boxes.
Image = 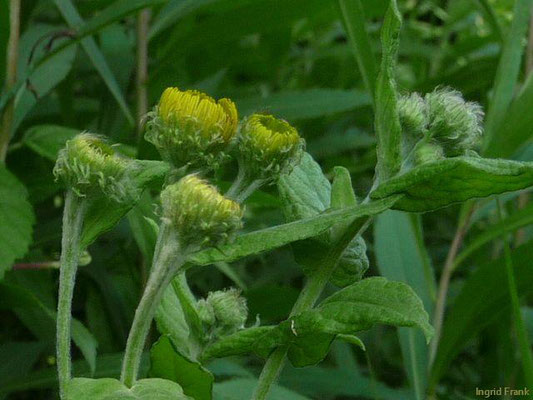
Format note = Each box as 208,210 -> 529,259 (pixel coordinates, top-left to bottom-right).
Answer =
483,0 -> 533,152
278,152 -> 331,223
80,160 -> 169,248
374,0 -> 402,182
0,167 -> 34,280
371,157 -> 533,212
65,377 -> 191,400
150,336 -> 213,400
23,124 -> 78,160
0,281 -> 98,374
374,211 -> 435,400
189,196 -> 401,266
337,0 -> 377,100
13,25 -> 77,133
213,378 -> 310,400
53,0 -> 134,124
430,242 -> 533,390
236,89 -> 371,121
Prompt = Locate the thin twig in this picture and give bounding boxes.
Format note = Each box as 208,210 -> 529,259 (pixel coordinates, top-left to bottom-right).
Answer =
0,0 -> 21,162
136,9 -> 150,139
429,204 -> 476,366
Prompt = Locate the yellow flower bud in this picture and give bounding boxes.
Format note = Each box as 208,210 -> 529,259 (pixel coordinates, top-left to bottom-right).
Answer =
145,88 -> 238,170
53,133 -> 128,201
238,114 -> 304,181
161,175 -> 243,248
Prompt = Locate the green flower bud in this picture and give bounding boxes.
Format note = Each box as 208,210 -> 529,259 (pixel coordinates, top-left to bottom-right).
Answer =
197,299 -> 216,326
414,141 -> 445,165
331,236 -> 369,288
160,175 -> 243,248
398,92 -> 428,139
425,88 -> 483,156
237,114 -> 304,182
53,133 -> 129,201
206,288 -> 247,330
145,87 -> 238,170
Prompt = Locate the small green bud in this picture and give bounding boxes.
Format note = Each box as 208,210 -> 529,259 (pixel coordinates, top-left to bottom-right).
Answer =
398,92 -> 428,139
197,299 -> 216,326
331,236 -> 369,288
425,88 -> 483,156
53,133 -> 129,201
414,141 -> 445,165
237,114 -> 304,182
145,87 -> 238,170
160,175 -> 243,248
206,288 -> 248,330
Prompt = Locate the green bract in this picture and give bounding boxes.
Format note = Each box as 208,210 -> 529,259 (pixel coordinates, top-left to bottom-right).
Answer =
237,114 -> 304,182
145,87 -> 238,171
161,175 -> 243,248
53,133 -> 129,201
199,288 -> 248,335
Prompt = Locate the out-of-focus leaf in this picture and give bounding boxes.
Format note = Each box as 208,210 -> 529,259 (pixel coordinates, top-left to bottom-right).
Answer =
0,341 -> 45,389
371,157 -> 533,212
0,281 -> 98,374
0,167 -> 34,280
236,89 -> 371,121
53,0 -> 134,124
338,0 -> 377,99
374,0 -> 402,182
483,0 -> 532,152
430,242 -> 533,390
150,336 -> 213,400
213,378 -> 310,400
23,124 -> 78,160
375,211 -> 435,400
189,196 -> 401,266
65,377 -> 191,400
13,25 -> 77,133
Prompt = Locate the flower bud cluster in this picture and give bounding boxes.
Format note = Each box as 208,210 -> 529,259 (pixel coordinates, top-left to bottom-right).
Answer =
161,175 -> 243,249
53,133 -> 129,201
398,87 -> 484,164
197,288 -> 248,335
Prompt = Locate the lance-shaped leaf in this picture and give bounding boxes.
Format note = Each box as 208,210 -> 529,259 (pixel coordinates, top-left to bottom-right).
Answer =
201,277 -> 433,367
371,157 -> 533,212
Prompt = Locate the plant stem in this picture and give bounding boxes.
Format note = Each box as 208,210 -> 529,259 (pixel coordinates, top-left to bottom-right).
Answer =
429,204 -> 475,366
136,8 -> 150,138
497,198 -> 533,392
226,165 -> 265,203
0,0 -> 21,162
56,191 -> 87,398
121,223 -> 186,387
251,217 -> 371,400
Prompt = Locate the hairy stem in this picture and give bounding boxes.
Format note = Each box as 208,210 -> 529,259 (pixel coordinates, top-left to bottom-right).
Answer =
0,0 -> 21,162
57,191 -> 87,398
251,217 -> 371,400
226,163 -> 266,203
121,223 -> 186,387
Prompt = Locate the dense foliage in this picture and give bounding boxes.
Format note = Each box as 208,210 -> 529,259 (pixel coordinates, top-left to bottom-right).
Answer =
1,0 -> 533,399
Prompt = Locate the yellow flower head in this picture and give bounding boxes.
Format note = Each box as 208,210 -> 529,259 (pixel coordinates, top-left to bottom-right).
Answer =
54,133 -> 129,200
146,88 -> 238,170
161,175 -> 243,248
238,114 -> 304,181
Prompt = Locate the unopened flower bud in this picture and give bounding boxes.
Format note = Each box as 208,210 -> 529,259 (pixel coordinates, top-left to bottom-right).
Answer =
398,92 -> 428,139
237,114 -> 304,182
425,88 -> 483,156
197,299 -> 216,326
145,87 -> 238,170
53,133 -> 129,201
206,288 -> 247,330
415,141 -> 445,165
161,175 -> 243,248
